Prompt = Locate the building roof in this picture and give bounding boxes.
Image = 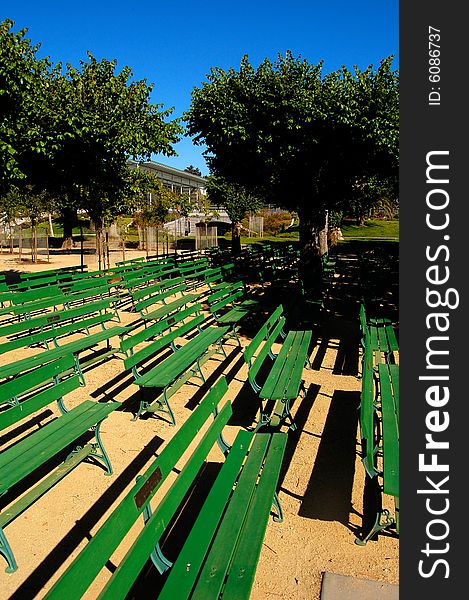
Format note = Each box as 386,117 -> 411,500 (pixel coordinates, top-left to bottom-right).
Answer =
127,159 -> 206,190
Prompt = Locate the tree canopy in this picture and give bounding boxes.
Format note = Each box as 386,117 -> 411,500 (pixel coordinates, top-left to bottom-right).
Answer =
185,51 -> 399,270
0,18 -> 183,247
205,174 -> 263,253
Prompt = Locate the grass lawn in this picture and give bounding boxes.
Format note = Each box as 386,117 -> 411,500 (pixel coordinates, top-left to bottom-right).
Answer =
341,218 -> 399,239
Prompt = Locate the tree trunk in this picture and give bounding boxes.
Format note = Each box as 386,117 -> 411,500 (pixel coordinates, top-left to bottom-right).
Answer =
298,207 -> 328,293
231,222 -> 242,255
61,207 -> 77,250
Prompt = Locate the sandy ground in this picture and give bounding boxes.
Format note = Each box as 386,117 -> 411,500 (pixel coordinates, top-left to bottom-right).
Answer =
0,247 -> 399,599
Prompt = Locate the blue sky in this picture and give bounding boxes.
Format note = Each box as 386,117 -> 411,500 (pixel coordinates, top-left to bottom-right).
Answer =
3,1 -> 398,176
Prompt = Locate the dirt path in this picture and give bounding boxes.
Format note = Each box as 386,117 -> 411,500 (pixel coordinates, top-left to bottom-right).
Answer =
0,244 -> 399,599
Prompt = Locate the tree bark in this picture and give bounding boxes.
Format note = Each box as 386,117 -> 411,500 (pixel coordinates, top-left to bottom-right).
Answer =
231,222 -> 242,255
61,206 -> 77,250
298,207 -> 328,293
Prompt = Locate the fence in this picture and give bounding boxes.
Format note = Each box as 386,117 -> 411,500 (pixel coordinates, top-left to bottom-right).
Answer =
195,224 -> 218,250
0,224 -> 50,262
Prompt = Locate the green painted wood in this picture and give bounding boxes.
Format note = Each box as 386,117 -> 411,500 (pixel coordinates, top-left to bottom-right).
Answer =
96,400 -> 232,600
0,445 -> 93,528
135,283 -> 187,313
247,318 -> 286,386
0,325 -> 129,380
360,340 -> 377,477
0,355 -> 75,406
10,284 -> 62,305
0,284 -> 112,319
190,435 -> 276,600
141,294 -> 199,321
389,364 -> 399,420
44,377 -> 231,600
260,330 -> 311,401
120,303 -> 202,354
0,313 -> 114,356
284,331 -> 312,398
220,433 -> 288,600
136,326 -> 229,388
244,305 -> 284,364
0,400 -> 118,493
157,430 -> 257,600
123,314 -> 204,371
216,304 -> 253,325
0,375 -> 80,432
379,364 -> 399,498
1,297 -> 112,336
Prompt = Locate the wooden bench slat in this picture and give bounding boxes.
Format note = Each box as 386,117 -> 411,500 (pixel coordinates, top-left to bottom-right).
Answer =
379,364 -> 399,497
136,326 -> 229,388
156,429 -> 257,599
220,433 -> 288,600
0,325 -> 128,380
96,400 -> 234,600
189,433 -> 286,600
43,379 -> 232,600
0,400 -> 117,493
0,375 -> 80,432
141,294 -> 199,321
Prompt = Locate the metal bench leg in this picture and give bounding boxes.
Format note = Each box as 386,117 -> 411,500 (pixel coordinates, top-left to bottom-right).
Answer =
283,400 -> 297,432
254,409 -> 271,432
355,508 -> 394,546
0,528 -> 17,573
145,388 -> 177,426
88,420 -> 113,475
137,481 -> 173,574
272,492 -> 284,523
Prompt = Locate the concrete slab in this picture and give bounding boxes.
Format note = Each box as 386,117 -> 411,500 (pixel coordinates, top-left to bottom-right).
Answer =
320,572 -> 399,600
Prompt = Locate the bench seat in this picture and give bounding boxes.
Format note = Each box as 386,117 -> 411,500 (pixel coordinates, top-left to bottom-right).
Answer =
133,324 -> 230,425
0,325 -> 129,383
244,305 -> 312,431
0,356 -> 119,572
141,293 -> 200,322
44,377 -> 287,600
136,325 -> 230,389
356,320 -> 399,545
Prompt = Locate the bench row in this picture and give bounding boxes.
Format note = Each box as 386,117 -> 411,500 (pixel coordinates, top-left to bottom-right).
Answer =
356,303 -> 399,545
0,307 -> 312,597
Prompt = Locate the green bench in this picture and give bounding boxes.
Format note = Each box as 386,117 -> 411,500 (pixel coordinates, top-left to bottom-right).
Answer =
356,334 -> 399,545
0,315 -> 129,385
207,281 -> 260,346
124,262 -> 180,291
0,281 -> 114,320
131,276 -> 198,320
0,355 -> 119,572
177,256 -> 212,289
244,304 -> 313,431
359,302 -> 399,364
0,297 -> 121,356
203,263 -> 236,290
121,303 -> 229,424
44,376 -> 287,600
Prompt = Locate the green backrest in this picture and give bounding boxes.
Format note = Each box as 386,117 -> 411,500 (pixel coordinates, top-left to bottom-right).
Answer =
0,298 -> 113,339
122,303 -> 204,370
359,303 -> 369,343
0,355 -> 79,431
207,281 -> 244,307
4,283 -> 112,318
360,339 -> 378,477
244,305 -> 285,384
44,376 -> 231,600
131,276 -> 185,303
244,305 -> 284,365
134,283 -> 187,314
11,284 -> 63,305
